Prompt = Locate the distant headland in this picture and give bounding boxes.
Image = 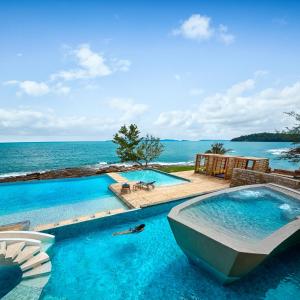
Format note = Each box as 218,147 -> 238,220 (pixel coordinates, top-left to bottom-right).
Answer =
231,132 -> 300,142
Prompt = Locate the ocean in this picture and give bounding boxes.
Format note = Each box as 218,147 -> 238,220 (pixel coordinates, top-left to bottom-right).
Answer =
0,141 -> 298,177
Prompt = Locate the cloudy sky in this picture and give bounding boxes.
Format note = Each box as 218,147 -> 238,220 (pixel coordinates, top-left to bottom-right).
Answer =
1,0 -> 300,142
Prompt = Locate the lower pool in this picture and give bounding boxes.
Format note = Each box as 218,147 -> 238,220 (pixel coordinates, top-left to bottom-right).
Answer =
120,169 -> 187,186
40,201 -> 300,300
179,187 -> 300,241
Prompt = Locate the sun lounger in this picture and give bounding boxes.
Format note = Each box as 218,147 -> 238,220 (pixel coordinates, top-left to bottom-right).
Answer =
133,181 -> 144,191
141,181 -> 156,190
133,181 -> 156,191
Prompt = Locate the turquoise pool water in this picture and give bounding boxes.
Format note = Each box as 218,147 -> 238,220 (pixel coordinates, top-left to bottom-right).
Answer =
39,201 -> 300,300
180,187 -> 300,241
0,175 -> 127,227
0,175 -> 126,217
120,169 -> 187,186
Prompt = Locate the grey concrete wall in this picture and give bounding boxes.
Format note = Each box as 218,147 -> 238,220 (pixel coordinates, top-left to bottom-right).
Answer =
230,168 -> 300,190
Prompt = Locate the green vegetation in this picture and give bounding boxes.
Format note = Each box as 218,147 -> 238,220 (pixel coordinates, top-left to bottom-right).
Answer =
136,134 -> 164,166
157,165 -> 194,173
280,112 -> 300,164
113,124 -> 164,166
205,143 -> 231,154
231,132 -> 300,142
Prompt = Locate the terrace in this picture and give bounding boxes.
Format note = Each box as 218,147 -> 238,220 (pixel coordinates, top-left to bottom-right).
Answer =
108,170 -> 230,208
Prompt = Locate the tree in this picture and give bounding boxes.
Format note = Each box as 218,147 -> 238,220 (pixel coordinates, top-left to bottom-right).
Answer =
205,143 -> 231,155
137,134 -> 164,166
113,124 -> 142,165
113,125 -> 164,166
280,112 -> 300,164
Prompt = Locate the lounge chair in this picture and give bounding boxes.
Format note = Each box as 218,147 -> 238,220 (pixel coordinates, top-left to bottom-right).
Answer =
133,181 -> 145,191
142,181 -> 156,190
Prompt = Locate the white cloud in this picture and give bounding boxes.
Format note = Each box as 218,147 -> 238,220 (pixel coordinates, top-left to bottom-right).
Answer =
108,98 -> 148,121
3,80 -> 70,97
112,59 -> 131,72
226,79 -> 255,97
173,14 -> 235,45
4,80 -> 50,96
173,14 -> 213,41
53,83 -> 71,95
0,98 -> 148,138
51,44 -> 130,81
218,24 -> 235,45
3,44 -> 130,98
0,107 -> 118,137
254,70 -> 269,78
155,74 -> 300,139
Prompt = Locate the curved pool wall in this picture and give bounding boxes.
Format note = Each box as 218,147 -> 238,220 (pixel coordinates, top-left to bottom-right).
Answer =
168,184 -> 300,284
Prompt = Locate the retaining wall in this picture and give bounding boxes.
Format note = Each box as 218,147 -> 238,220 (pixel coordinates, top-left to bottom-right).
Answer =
230,168 -> 300,190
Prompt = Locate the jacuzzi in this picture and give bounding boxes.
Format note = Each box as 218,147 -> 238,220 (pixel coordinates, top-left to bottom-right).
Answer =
168,184 -> 300,283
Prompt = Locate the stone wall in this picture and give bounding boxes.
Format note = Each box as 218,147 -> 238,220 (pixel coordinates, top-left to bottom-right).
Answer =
230,168 -> 300,190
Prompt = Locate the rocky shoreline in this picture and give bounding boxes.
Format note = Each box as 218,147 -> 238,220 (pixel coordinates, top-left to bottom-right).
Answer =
0,164 -> 166,183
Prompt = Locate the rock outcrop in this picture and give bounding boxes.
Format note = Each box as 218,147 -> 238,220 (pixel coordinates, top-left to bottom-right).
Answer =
0,164 -> 162,183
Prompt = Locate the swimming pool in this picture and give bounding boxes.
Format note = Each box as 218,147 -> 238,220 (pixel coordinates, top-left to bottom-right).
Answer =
120,169 -> 188,186
0,175 -> 127,228
179,186 -> 300,241
26,201 -> 300,299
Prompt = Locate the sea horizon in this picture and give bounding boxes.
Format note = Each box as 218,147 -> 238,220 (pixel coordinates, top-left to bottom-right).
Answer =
0,140 -> 296,178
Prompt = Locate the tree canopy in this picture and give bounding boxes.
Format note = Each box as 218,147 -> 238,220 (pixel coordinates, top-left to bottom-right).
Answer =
137,134 -> 164,166
113,124 -> 164,166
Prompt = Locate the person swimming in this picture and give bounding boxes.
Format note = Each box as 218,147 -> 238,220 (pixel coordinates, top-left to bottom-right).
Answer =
113,224 -> 145,236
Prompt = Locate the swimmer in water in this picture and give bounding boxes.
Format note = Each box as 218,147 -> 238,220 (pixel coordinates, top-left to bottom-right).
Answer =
113,224 -> 145,236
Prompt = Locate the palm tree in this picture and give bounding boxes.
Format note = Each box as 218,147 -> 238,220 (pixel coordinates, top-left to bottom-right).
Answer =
205,143 -> 231,155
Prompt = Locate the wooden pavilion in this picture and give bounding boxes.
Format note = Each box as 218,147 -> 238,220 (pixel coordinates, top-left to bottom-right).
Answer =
194,153 -> 269,180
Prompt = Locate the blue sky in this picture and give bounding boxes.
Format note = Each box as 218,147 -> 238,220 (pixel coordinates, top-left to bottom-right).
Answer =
1,0 -> 300,141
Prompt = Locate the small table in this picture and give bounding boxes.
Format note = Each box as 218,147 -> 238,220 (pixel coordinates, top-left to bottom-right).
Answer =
121,185 -> 131,194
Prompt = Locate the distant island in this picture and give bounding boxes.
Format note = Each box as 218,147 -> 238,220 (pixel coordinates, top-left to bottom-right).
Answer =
231,132 -> 300,142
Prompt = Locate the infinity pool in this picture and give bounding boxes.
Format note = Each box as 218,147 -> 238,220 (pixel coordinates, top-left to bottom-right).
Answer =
0,175 -> 127,227
38,201 -> 300,300
179,187 -> 300,241
121,169 -> 187,186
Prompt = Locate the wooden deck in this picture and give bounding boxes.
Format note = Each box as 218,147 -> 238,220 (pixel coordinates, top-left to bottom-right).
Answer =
108,170 -> 230,208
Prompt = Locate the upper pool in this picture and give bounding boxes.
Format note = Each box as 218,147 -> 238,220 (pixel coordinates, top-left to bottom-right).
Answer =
179,187 -> 300,241
0,175 -> 127,227
120,169 -> 188,186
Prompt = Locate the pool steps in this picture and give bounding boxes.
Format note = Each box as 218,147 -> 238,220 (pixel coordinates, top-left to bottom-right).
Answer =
22,261 -> 52,279
14,245 -> 41,264
5,241 -> 25,260
0,231 -> 55,299
20,252 -> 50,271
